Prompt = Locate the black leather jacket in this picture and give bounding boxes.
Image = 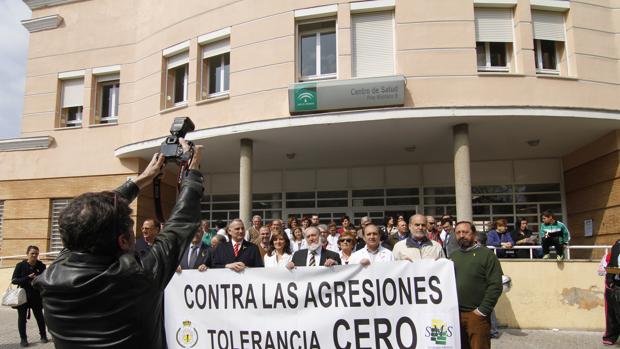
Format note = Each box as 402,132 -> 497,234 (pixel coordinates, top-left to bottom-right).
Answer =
33,170 -> 204,349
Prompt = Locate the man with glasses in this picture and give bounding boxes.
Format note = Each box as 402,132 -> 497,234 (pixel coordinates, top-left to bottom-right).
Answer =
426,216 -> 442,246
135,218 -> 160,255
393,214 -> 445,261
287,226 -> 341,268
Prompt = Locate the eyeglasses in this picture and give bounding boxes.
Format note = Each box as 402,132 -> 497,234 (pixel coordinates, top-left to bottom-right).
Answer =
339,239 -> 353,243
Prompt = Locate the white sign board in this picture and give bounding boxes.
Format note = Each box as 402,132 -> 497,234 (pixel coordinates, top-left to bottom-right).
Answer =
584,219 -> 593,237
165,260 -> 461,349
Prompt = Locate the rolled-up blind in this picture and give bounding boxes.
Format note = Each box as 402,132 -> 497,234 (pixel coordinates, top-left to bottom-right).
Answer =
475,8 -> 513,42
167,51 -> 189,69
203,38 -> 230,59
352,11 -> 394,78
50,199 -> 70,252
532,10 -> 565,41
61,78 -> 84,108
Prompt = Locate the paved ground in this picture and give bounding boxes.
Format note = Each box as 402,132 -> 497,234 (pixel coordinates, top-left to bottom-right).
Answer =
0,306 -> 608,348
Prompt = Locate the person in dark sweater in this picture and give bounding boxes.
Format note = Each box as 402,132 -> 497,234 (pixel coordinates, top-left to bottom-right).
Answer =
451,221 -> 503,349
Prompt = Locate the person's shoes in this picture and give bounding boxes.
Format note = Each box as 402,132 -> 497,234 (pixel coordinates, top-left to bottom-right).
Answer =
557,255 -> 564,261
542,254 -> 550,259
40,336 -> 49,343
490,332 -> 500,339
603,338 -> 615,345
19,339 -> 28,347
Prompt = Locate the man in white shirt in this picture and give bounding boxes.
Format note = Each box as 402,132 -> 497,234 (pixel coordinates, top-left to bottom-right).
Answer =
326,222 -> 340,252
349,224 -> 394,266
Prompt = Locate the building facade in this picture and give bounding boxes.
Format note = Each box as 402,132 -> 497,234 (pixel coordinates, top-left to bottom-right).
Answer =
0,0 -> 619,256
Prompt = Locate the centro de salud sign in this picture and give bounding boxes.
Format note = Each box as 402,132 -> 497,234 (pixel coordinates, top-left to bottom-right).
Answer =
288,75 -> 406,114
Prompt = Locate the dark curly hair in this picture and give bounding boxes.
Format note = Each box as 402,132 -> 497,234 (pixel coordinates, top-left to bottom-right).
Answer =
59,191 -> 133,255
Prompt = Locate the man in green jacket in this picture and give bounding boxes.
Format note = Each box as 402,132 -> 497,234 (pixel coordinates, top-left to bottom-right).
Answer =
540,210 -> 571,261
451,221 -> 503,349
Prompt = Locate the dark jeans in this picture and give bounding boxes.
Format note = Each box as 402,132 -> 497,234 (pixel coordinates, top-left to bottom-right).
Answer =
460,311 -> 491,349
604,285 -> 620,343
17,304 -> 46,340
542,234 -> 564,257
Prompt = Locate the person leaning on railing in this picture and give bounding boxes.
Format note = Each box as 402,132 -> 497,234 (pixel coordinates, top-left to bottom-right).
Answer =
33,140 -> 204,349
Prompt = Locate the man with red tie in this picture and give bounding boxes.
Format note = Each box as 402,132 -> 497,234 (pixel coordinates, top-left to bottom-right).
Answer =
210,218 -> 264,271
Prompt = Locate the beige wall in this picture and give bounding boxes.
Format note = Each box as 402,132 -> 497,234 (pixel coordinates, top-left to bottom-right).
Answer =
496,260 -> 604,330
12,0 -> 618,177
0,260 -> 605,330
564,130 -> 620,252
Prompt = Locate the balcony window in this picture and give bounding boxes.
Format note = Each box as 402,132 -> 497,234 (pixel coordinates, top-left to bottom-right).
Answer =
59,78 -> 84,127
298,20 -> 337,81
94,74 -> 119,124
164,51 -> 189,108
474,8 -> 514,73
201,38 -> 230,99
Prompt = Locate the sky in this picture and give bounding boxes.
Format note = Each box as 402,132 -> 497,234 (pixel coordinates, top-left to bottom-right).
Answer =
0,0 -> 31,139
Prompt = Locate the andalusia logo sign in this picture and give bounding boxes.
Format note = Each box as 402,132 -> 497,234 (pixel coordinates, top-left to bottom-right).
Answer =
294,83 -> 317,111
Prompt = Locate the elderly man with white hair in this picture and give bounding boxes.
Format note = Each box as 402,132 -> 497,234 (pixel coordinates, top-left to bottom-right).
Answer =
393,214 -> 445,261
287,226 -> 341,268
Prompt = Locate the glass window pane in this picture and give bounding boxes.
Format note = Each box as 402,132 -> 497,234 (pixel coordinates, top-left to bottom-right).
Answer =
492,205 -> 514,214
473,205 -> 491,215
209,56 -> 222,94
286,192 -> 315,200
433,197 -> 456,205
473,195 -> 513,204
317,199 -> 348,208
287,200 -> 315,208
102,85 -> 111,117
516,193 -> 561,202
212,203 -> 238,210
472,185 -> 512,194
424,187 -> 455,196
516,204 -> 538,215
223,53 -> 230,91
212,212 -> 228,221
253,193 -> 282,201
173,65 -> 187,103
320,31 -> 337,75
301,34 -> 317,76
489,42 -> 506,67
353,198 -> 384,207
386,188 -> 419,196
476,42 -> 486,67
541,40 -> 557,70
515,183 -> 560,192
425,206 -> 445,216
352,189 -> 384,197
317,191 -> 347,199
534,40 -> 540,69
387,197 -> 419,206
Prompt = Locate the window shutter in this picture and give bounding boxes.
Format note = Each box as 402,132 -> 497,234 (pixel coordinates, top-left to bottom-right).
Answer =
203,38 -> 230,59
97,73 -> 120,83
532,10 -> 565,41
61,78 -> 84,108
50,199 -> 70,252
352,11 -> 394,78
166,51 -> 189,69
475,8 -> 513,42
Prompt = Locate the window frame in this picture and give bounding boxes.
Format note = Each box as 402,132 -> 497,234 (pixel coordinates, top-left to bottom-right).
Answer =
534,39 -> 561,75
95,78 -> 120,124
476,42 -> 510,72
202,52 -> 230,99
164,54 -> 189,109
297,19 -> 338,82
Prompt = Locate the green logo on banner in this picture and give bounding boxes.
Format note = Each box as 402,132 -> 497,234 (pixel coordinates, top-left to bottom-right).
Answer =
294,84 -> 317,111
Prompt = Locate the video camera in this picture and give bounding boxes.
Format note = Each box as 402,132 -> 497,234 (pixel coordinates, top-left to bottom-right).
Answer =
159,117 -> 195,164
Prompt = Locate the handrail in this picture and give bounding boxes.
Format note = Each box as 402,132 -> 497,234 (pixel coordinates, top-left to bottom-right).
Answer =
487,245 -> 610,260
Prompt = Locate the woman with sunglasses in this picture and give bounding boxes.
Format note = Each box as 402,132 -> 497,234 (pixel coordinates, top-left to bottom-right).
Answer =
338,231 -> 357,265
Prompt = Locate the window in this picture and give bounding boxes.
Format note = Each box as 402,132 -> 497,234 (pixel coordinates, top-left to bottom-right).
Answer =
351,11 -> 394,77
532,10 -> 566,74
474,8 -> 513,72
59,78 -> 84,127
94,74 -> 119,124
50,199 -> 70,252
201,38 -> 230,99
298,20 -> 337,81
0,200 -> 4,245
164,51 -> 189,108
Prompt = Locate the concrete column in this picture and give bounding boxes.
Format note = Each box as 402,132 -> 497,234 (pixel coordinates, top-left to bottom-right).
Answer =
453,124 -> 472,222
239,139 -> 253,227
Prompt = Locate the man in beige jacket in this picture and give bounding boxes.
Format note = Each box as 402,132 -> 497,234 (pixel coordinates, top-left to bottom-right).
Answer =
393,214 -> 445,261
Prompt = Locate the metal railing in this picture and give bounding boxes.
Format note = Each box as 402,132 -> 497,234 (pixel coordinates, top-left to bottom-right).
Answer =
487,245 -> 610,260
0,251 -> 60,268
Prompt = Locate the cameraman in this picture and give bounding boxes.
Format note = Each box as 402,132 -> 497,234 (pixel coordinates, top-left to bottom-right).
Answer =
33,140 -> 203,348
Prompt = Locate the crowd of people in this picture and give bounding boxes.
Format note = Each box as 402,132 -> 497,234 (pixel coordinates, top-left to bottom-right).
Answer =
6,142 -> 571,349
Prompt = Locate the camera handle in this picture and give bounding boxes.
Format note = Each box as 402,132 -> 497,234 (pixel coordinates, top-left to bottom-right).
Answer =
152,154 -> 193,223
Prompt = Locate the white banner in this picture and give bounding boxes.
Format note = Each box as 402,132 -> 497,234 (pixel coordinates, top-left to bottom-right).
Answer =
165,259 -> 461,349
